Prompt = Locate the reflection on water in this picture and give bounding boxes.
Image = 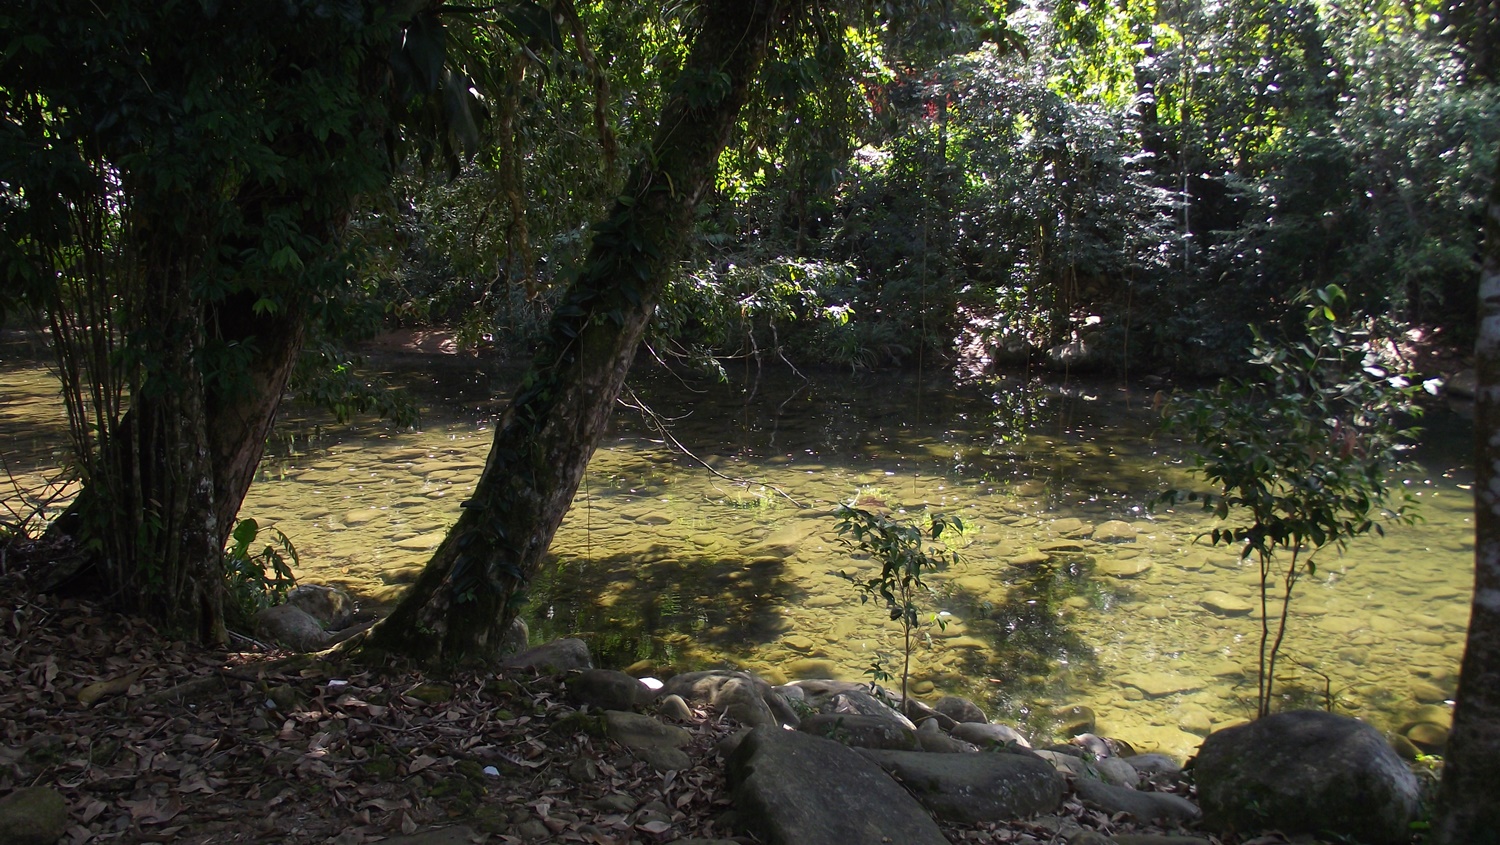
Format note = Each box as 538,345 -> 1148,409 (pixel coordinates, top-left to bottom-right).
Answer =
0,348 -> 1476,758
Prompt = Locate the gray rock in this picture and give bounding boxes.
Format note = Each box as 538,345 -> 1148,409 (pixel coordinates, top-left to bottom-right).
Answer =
951,721 -> 1032,749
657,693 -> 695,722
284,584 -> 355,629
255,603 -> 332,651
933,695 -> 987,724
603,710 -> 692,772
780,678 -> 869,701
1193,710 -> 1420,845
823,688 -> 917,729
903,696 -> 960,731
1074,778 -> 1201,823
1034,749 -> 1089,778
498,637 -> 592,673
660,670 -> 780,728
0,786 -> 68,845
568,668 -> 652,711
861,748 -> 1064,823
500,616 -> 529,656
914,731 -> 978,753
799,713 -> 920,751
1069,733 -> 1112,758
727,727 -> 950,845
1093,756 -> 1141,787
1125,752 -> 1182,776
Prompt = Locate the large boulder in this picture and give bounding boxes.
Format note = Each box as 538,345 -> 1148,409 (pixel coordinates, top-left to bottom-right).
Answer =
727,726 -> 950,845
284,584 -> 355,629
951,721 -> 1032,749
255,603 -> 332,651
1074,779 -> 1200,824
799,713 -> 920,751
498,638 -> 592,673
567,669 -> 652,711
933,695 -> 987,724
860,748 -> 1064,823
603,710 -> 692,772
1193,710 -> 1421,845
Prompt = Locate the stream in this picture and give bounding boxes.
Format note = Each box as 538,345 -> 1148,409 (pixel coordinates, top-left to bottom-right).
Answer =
1,342 -> 1475,757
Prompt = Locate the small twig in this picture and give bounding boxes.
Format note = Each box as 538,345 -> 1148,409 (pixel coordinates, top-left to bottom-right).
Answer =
618,385 -> 806,508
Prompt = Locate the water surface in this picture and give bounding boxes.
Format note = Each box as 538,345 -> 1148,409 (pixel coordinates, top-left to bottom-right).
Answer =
1,347 -> 1475,757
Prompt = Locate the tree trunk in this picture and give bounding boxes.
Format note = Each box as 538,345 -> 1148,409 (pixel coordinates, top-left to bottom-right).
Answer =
202,296 -> 307,541
80,252 -> 227,643
362,0 -> 792,664
43,296 -> 306,587
1431,150 -> 1500,844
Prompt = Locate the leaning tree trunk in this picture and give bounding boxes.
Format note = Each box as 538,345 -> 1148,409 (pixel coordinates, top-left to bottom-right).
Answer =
1431,151 -> 1500,844
362,0 -> 792,664
202,295 -> 307,540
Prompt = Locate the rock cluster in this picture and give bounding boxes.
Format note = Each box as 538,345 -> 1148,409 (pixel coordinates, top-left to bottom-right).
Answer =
524,643 -> 1207,845
490,637 -> 1436,845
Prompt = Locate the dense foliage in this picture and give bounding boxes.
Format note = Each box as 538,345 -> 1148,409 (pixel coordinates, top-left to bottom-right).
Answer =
375,0 -> 1496,374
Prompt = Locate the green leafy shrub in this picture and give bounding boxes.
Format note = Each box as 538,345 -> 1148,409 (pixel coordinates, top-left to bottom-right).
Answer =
224,518 -> 299,628
834,503 -> 963,711
1159,286 -> 1423,717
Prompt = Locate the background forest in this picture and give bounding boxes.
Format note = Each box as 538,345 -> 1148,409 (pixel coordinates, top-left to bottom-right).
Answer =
369,0 -> 1498,378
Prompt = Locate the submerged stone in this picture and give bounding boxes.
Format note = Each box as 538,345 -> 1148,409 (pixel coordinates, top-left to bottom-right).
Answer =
1199,591 -> 1253,616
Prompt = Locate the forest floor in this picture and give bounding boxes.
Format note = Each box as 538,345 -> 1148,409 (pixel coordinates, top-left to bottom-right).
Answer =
1,573 -> 1233,845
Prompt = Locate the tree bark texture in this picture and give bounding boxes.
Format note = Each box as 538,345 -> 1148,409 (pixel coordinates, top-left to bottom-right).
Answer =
363,0 -> 793,664
1432,150 -> 1500,844
74,250 -> 227,643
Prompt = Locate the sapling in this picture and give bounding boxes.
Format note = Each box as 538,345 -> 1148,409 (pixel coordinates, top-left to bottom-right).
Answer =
1159,285 -> 1423,717
834,503 -> 962,712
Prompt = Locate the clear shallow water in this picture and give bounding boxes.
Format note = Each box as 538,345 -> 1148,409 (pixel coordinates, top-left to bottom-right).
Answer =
1,348 -> 1476,758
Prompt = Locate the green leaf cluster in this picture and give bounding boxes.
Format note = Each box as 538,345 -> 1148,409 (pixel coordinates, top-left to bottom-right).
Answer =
1160,285 -> 1423,715
835,502 -> 963,708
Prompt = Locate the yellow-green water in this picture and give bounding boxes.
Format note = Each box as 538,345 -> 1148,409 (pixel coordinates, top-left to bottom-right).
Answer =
1,348 -> 1475,758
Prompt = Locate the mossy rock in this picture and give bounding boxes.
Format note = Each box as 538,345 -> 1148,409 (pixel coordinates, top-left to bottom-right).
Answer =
484,678 -> 521,698
553,710 -> 608,738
